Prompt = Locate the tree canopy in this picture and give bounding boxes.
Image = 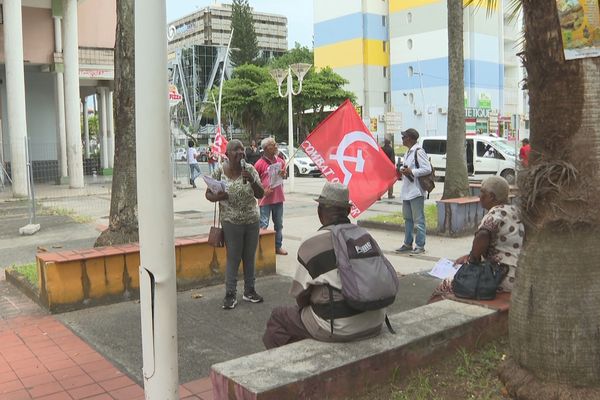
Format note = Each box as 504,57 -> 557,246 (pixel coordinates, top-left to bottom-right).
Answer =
206,45 -> 355,143
230,0 -> 258,66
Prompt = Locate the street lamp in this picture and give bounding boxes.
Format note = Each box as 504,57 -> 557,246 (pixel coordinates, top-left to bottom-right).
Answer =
270,63 -> 311,192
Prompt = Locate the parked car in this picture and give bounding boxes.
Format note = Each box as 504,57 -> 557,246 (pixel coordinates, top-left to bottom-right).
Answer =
173,148 -> 186,161
421,135 -> 517,184
278,147 -> 322,177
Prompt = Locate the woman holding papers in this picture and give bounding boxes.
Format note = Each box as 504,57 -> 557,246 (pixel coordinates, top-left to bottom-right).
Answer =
433,176 -> 523,296
205,139 -> 265,310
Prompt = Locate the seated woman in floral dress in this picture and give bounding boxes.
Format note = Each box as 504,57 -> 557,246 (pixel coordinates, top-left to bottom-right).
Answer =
434,176 -> 524,296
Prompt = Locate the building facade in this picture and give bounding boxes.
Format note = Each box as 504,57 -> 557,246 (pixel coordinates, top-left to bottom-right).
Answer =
167,3 -> 288,60
167,3 -> 288,141
314,0 -> 528,142
0,0 -> 116,197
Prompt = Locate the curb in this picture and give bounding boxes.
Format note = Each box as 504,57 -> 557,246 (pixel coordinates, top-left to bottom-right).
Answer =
5,268 -> 44,309
357,219 -> 472,237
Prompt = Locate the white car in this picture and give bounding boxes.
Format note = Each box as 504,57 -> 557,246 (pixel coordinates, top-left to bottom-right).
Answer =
421,135 -> 518,184
278,148 -> 322,177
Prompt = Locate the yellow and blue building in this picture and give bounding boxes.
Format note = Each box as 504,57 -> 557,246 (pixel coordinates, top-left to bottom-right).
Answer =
314,0 -> 527,140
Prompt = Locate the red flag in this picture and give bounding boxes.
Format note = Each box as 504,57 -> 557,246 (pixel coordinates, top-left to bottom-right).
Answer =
211,125 -> 228,157
300,99 -> 397,218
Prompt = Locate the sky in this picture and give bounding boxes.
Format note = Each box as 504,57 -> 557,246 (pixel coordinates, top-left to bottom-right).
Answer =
166,0 -> 314,49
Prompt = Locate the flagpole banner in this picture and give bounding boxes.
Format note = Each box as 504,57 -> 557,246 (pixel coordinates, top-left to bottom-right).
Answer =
556,0 -> 600,60
301,99 -> 398,218
211,125 -> 228,157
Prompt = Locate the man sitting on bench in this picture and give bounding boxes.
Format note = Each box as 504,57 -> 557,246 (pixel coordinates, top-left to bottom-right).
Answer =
262,182 -> 386,349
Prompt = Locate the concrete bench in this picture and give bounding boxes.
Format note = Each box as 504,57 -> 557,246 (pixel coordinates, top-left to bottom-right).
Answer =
18,230 -> 276,312
436,195 -> 518,236
436,197 -> 485,236
210,299 -> 508,400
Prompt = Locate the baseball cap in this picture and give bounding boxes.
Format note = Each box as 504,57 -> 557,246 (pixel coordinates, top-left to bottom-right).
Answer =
401,128 -> 419,140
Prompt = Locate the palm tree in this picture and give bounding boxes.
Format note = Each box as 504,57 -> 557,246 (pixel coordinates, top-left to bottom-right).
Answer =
95,0 -> 138,246
472,0 -> 600,397
442,0 -> 470,199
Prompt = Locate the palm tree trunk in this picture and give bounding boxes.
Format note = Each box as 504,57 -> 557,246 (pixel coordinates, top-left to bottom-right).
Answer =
442,0 -> 470,199
95,0 -> 138,246
498,0 -> 600,397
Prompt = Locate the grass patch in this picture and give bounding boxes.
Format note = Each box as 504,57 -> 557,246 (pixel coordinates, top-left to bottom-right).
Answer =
366,204 -> 438,229
39,206 -> 93,224
10,262 -> 38,288
355,337 -> 508,400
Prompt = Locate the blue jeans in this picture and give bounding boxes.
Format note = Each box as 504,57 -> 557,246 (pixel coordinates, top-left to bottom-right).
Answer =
222,221 -> 260,294
403,196 -> 426,249
260,202 -> 283,250
189,163 -> 201,182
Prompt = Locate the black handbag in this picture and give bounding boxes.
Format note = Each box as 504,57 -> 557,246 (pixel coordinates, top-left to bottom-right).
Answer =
452,260 -> 508,300
207,202 -> 224,247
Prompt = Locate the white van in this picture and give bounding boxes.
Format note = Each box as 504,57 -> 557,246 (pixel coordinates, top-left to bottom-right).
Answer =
420,135 -> 518,184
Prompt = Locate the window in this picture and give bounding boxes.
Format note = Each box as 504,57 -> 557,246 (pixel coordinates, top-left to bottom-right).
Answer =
382,15 -> 386,26
408,66 -> 414,77
383,66 -> 387,77
407,39 -> 413,50
422,140 -> 447,155
407,12 -> 413,23
384,92 -> 389,104
382,41 -> 386,52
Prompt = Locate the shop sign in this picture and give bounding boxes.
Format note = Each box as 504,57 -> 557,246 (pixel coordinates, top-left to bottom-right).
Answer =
465,107 -> 495,118
169,84 -> 182,107
80,68 -> 114,80
478,93 -> 492,109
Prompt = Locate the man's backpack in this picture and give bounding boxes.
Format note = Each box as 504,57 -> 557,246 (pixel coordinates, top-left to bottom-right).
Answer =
415,149 -> 435,198
329,224 -> 399,311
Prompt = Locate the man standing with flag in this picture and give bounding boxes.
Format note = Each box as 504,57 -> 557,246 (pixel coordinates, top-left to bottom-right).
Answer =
395,128 -> 431,255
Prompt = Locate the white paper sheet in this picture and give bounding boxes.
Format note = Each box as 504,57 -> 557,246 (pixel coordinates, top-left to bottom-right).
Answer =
202,175 -> 227,194
428,258 -> 459,280
268,163 -> 283,188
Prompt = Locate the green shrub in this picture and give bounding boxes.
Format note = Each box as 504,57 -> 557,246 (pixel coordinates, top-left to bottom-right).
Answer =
11,262 -> 38,287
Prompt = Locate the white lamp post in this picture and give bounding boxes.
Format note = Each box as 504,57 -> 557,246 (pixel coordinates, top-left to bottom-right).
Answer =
270,63 -> 311,193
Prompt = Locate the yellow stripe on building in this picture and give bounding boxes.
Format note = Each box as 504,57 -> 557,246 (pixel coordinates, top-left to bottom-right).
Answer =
315,39 -> 389,69
389,0 -> 495,12
364,39 -> 389,67
389,0 -> 440,12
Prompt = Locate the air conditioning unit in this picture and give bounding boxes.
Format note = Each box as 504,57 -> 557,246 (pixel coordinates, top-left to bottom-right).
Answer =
413,109 -> 422,116
438,107 -> 447,114
378,115 -> 385,122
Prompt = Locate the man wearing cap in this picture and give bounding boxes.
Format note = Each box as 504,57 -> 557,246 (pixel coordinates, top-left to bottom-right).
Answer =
262,182 -> 386,349
396,128 -> 432,255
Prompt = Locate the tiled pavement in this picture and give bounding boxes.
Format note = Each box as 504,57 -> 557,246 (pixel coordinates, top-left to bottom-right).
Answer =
0,281 -> 214,400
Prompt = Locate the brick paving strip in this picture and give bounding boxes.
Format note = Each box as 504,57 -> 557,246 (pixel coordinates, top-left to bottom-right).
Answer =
0,281 -> 214,400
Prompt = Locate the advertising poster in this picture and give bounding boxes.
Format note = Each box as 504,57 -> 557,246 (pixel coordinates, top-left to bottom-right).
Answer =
556,0 -> 600,60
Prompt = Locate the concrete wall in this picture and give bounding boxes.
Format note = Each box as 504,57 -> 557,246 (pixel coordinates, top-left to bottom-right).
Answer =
78,0 -> 117,49
36,231 -> 277,313
0,7 -> 54,65
0,67 -> 59,162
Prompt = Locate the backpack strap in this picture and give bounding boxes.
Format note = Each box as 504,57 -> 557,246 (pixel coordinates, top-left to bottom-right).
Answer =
327,285 -> 335,337
414,149 -> 431,200
384,314 -> 396,334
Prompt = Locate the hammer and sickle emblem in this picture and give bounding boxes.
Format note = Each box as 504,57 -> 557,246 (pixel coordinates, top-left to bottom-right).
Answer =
330,131 -> 379,186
